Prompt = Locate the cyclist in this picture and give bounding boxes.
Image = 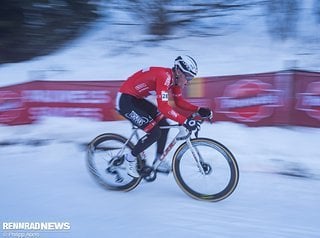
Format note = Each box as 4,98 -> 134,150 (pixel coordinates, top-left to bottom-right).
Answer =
116,55 -> 213,177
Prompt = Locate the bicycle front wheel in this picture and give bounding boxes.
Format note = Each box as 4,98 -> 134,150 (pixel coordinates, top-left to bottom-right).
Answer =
87,133 -> 142,192
172,138 -> 239,202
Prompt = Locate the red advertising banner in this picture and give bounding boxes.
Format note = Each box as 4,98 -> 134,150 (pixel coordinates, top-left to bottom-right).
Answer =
1,70 -> 319,127
293,71 -> 320,127
0,80 -> 122,125
203,72 -> 290,126
186,70 -> 319,127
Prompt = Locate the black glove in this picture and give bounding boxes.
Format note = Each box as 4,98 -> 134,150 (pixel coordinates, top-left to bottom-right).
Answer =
197,107 -> 213,119
184,117 -> 201,132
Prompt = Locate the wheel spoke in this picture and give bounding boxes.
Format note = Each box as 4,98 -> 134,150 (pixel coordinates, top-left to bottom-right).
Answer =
173,138 -> 239,202
87,134 -> 142,191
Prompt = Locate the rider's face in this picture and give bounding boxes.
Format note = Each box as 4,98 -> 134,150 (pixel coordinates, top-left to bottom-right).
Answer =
176,69 -> 193,88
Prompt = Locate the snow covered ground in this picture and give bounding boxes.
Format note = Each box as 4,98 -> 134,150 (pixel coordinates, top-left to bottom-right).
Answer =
1,1 -> 320,237
0,118 -> 320,238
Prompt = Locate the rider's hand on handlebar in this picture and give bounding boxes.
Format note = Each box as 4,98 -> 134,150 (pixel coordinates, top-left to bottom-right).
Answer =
197,107 -> 213,119
183,117 -> 201,132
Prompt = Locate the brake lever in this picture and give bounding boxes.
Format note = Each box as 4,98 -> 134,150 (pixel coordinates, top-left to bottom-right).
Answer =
191,112 -> 215,137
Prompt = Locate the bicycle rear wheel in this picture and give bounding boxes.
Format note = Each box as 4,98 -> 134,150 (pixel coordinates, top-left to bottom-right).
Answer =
172,138 -> 239,202
87,133 -> 142,191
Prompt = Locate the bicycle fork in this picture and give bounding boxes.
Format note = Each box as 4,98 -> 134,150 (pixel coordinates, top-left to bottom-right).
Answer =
186,139 -> 206,175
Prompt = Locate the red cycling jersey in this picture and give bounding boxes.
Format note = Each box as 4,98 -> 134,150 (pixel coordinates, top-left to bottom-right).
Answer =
119,67 -> 198,124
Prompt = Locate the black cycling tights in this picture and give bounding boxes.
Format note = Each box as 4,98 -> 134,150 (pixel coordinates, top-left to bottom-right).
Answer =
131,118 -> 169,157
117,93 -> 170,158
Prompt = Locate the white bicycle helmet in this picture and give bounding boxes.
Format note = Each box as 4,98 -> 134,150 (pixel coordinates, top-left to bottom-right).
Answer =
174,55 -> 198,78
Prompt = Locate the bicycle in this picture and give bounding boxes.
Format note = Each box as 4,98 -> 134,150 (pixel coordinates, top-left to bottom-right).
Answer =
86,117 -> 239,202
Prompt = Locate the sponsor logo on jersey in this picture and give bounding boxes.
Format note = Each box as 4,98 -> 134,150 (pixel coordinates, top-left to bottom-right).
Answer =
215,79 -> 283,122
164,73 -> 172,87
168,109 -> 178,118
296,81 -> 320,120
135,83 -> 148,93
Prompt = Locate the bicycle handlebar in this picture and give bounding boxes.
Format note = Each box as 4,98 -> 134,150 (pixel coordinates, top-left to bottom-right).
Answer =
160,120 -> 209,140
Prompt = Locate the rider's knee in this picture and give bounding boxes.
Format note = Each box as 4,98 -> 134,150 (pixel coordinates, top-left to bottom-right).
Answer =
158,118 -> 169,127
149,125 -> 162,141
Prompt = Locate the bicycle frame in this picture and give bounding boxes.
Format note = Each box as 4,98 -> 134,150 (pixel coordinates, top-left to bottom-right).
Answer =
87,116 -> 239,201
121,124 -> 205,173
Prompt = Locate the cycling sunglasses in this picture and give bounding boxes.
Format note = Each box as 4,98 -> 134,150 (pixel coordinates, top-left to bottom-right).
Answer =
184,72 -> 194,81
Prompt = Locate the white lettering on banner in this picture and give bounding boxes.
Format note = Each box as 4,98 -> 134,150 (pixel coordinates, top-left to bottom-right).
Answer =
296,81 -> 320,120
215,79 -> 284,123
29,107 -> 103,120
301,95 -> 320,106
0,101 -> 22,111
22,90 -> 111,103
0,91 -> 24,123
220,95 -> 280,109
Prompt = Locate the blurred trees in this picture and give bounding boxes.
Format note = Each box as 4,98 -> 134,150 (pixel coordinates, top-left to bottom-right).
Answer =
104,0 -> 250,38
265,0 -> 300,40
1,0 -> 319,64
0,0 -> 98,63
104,0 -> 320,41
315,0 -> 320,23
